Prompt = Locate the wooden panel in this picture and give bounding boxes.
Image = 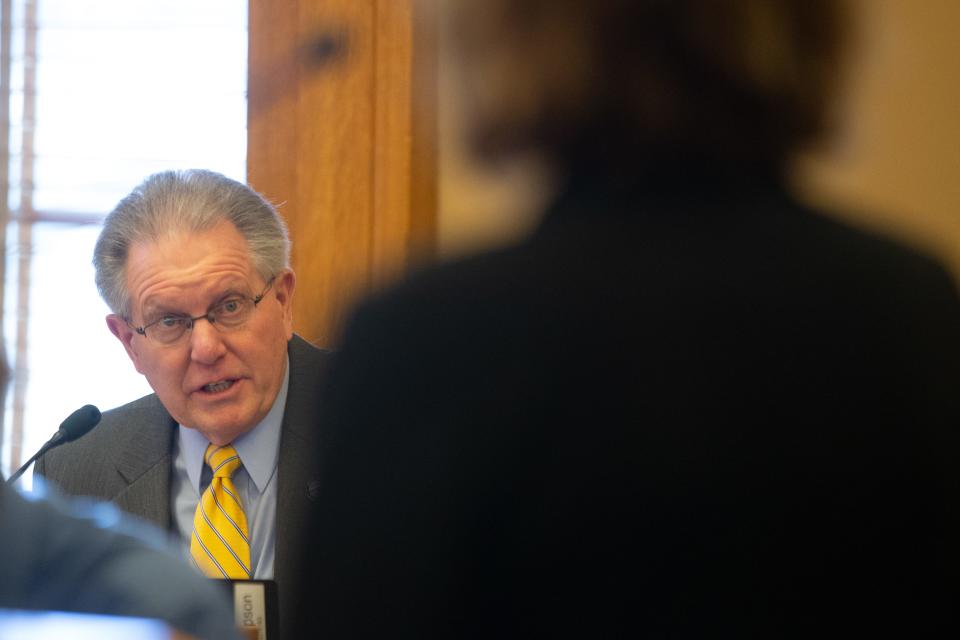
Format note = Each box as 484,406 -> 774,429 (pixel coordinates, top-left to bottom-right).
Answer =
371,0 -> 414,286
295,0 -> 376,345
248,0 -> 436,346
372,0 -> 437,285
407,0 -> 439,271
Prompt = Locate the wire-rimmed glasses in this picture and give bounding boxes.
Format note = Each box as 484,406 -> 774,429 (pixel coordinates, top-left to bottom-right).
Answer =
128,277 -> 275,346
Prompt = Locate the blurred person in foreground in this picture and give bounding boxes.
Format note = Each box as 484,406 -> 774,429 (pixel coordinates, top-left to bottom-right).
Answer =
0,351 -> 239,639
0,483 -> 240,639
296,0 -> 960,636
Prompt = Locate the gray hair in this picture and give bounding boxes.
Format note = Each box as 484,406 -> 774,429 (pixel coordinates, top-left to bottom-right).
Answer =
94,169 -> 291,318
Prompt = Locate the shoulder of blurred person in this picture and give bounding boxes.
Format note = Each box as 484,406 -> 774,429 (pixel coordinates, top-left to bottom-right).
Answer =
299,166 -> 960,636
0,482 -> 240,639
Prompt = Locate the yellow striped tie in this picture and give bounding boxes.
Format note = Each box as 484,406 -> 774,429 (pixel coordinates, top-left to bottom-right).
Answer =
190,444 -> 252,579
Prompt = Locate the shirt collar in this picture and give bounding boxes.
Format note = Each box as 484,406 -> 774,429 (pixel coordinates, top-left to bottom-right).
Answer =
179,354 -> 289,493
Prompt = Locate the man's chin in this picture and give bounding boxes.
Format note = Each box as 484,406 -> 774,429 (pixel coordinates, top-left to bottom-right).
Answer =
185,412 -> 259,445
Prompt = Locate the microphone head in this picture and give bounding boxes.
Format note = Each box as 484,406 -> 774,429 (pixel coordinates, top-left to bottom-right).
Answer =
58,404 -> 102,443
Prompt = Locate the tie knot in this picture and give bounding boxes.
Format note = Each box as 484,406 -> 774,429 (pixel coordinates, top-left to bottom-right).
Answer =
205,444 -> 242,479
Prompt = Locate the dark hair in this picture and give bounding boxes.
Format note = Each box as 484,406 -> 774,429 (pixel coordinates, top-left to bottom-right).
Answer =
448,0 -> 849,174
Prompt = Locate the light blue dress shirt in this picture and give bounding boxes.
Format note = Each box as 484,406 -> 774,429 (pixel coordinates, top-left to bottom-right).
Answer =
171,357 -> 289,579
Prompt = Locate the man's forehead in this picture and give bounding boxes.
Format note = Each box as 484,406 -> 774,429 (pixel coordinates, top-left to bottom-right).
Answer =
139,274 -> 254,310
125,224 -> 258,314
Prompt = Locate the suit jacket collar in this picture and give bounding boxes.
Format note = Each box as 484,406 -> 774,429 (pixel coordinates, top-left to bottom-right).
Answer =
275,335 -> 328,593
111,394 -> 176,528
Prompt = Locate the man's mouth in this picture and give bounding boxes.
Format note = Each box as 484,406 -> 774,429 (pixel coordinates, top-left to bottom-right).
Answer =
202,379 -> 236,393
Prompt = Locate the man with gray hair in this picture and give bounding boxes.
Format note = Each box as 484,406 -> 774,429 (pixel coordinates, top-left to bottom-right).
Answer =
35,169 -> 330,632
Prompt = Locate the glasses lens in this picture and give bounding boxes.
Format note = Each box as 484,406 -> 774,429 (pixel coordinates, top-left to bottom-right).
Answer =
210,297 -> 255,328
147,317 -> 189,344
141,292 -> 261,344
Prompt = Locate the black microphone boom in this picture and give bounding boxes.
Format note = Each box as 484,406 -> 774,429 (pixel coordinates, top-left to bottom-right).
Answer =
7,404 -> 101,485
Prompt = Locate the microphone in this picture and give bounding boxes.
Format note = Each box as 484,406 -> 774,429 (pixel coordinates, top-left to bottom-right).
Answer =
7,404 -> 101,485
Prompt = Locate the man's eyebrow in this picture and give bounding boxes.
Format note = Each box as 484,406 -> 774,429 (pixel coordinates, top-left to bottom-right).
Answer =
211,285 -> 254,304
140,282 -> 251,317
140,301 -> 186,320
217,283 -> 250,296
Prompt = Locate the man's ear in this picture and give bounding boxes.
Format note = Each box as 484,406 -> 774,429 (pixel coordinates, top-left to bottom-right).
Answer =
273,269 -> 296,340
105,314 -> 145,374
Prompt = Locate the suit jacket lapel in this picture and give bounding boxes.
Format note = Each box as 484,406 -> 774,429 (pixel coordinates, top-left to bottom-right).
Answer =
112,400 -> 176,530
276,336 -> 328,609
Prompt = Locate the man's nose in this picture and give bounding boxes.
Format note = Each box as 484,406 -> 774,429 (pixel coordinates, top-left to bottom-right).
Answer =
188,317 -> 227,364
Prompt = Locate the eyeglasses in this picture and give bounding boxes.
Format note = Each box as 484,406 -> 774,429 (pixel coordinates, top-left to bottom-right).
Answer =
129,277 -> 275,346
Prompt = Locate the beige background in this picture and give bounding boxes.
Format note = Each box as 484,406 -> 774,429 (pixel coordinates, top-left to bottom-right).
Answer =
797,0 -> 960,273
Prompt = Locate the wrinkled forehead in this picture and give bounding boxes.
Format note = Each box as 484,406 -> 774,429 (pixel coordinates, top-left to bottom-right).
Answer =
124,221 -> 258,316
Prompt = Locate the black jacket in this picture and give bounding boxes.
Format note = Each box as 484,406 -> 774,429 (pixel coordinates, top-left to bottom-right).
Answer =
298,170 -> 960,637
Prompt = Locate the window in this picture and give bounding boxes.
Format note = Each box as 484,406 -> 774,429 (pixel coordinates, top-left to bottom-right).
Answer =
1,0 -> 247,482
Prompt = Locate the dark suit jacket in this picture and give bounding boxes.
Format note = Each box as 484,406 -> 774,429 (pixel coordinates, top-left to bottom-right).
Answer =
296,170 -> 960,637
36,334 -> 329,635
